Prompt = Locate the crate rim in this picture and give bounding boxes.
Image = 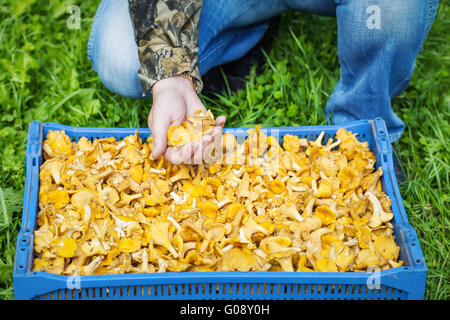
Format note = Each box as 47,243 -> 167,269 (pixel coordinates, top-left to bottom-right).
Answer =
31,119 -> 375,135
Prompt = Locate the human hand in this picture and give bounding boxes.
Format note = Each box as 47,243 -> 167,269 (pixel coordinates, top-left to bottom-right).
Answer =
149,75 -> 226,164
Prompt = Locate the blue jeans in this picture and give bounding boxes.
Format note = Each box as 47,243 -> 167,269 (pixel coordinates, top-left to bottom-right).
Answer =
88,0 -> 438,143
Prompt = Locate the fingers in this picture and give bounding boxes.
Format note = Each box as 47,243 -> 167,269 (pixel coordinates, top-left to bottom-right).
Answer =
163,116 -> 226,164
163,146 -> 185,165
150,113 -> 171,159
186,100 -> 207,117
211,125 -> 224,147
193,135 -> 215,164
203,124 -> 225,164
215,115 -> 226,129
164,135 -> 213,165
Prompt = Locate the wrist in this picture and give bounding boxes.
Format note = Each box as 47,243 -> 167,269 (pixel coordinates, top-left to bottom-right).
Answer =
152,75 -> 196,96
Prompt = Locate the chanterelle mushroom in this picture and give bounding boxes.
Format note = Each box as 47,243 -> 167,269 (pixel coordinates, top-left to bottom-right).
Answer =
240,215 -> 269,243
40,158 -> 65,184
217,247 -> 261,271
260,236 -> 298,271
34,127 -> 402,275
81,256 -> 104,275
43,130 -> 74,159
305,228 -> 332,261
149,218 -> 178,258
278,203 -> 304,222
71,190 -> 97,226
167,109 -> 215,148
366,191 -> 393,228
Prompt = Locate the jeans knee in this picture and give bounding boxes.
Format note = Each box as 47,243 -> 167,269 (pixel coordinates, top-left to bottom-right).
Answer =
340,0 -> 436,52
383,1 -> 436,49
337,0 -> 436,92
391,2 -> 433,49
95,40 -> 142,98
89,0 -> 142,98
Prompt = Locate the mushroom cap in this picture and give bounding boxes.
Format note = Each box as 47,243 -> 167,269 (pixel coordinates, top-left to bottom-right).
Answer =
118,238 -> 142,253
337,167 -> 361,191
40,158 -> 65,185
47,189 -> 70,209
99,186 -> 120,205
81,238 -> 109,256
355,248 -> 386,269
269,179 -> 285,194
198,201 -> 219,219
57,237 -> 77,258
71,190 -> 97,209
373,234 -> 400,261
315,205 -> 336,225
168,110 -> 216,148
282,134 -> 301,153
43,130 -> 74,159
168,124 -> 195,147
218,247 -> 260,271
148,219 -> 178,258
168,165 -> 191,183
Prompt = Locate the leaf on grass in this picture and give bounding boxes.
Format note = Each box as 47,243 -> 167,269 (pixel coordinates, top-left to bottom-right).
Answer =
0,186 -> 22,229
86,99 -> 100,116
0,187 -> 7,227
11,0 -> 37,16
0,264 -> 12,281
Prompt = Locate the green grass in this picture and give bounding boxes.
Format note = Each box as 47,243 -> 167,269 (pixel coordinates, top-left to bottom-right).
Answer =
0,1 -> 448,300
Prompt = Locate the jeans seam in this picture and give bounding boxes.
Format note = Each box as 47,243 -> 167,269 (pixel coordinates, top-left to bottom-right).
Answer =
390,62 -> 415,98
87,0 -> 108,63
226,0 -> 261,30
199,22 -> 269,69
391,0 -> 437,97
203,0 -> 263,45
419,0 -> 437,51
199,39 -> 228,66
199,0 -> 260,67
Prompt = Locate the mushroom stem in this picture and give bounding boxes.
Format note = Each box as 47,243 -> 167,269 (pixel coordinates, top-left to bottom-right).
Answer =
83,256 -> 104,275
314,131 -> 325,146
323,139 -> 341,152
302,197 -> 316,218
83,202 -> 92,230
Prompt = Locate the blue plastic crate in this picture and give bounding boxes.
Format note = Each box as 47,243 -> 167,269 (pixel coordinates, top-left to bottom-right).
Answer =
13,118 -> 427,300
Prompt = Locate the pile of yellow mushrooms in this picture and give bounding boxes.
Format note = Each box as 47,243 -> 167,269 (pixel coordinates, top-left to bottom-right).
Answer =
34,111 -> 403,276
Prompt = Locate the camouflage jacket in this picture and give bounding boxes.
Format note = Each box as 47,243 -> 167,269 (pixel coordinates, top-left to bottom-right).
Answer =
128,0 -> 203,96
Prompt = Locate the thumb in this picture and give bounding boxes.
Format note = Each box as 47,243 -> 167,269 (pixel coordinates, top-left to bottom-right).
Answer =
151,115 -> 171,159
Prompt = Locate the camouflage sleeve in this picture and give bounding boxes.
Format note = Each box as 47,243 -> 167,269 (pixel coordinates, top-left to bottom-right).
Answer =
128,0 -> 203,96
